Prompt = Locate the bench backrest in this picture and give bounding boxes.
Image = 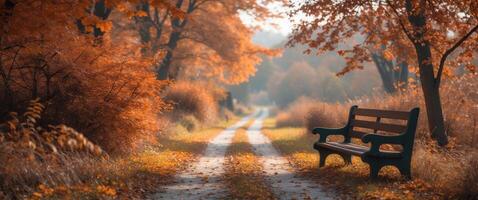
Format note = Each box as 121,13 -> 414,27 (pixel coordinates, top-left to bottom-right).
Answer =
344,106 -> 420,144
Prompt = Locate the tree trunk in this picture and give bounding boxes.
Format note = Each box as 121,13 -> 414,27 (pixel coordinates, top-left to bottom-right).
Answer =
0,0 -> 15,110
406,0 -> 448,145
157,28 -> 181,80
136,3 -> 153,56
398,61 -> 408,89
156,0 -> 200,80
371,52 -> 397,93
415,44 -> 448,145
156,0 -> 187,80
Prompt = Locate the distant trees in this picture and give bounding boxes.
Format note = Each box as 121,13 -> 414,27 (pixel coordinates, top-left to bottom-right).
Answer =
267,62 -> 348,107
370,46 -> 409,93
288,0 -> 478,146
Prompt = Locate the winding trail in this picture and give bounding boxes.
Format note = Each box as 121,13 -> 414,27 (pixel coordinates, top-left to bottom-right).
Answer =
247,108 -> 333,200
152,111 -> 258,200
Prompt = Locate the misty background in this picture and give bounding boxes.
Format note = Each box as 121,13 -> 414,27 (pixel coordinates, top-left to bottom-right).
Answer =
229,30 -> 382,107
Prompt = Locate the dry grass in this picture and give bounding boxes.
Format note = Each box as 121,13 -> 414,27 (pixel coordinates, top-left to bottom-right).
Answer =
164,81 -> 221,123
0,100 -> 110,199
275,97 -> 344,128
224,123 -> 275,200
460,153 -> 478,199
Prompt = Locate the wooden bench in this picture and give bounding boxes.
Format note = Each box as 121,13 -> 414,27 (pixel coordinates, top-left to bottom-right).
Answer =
312,105 -> 419,179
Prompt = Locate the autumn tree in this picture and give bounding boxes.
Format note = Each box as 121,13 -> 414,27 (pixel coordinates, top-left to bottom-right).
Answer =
288,0 -> 478,145
134,0 -> 280,81
0,0 -> 170,153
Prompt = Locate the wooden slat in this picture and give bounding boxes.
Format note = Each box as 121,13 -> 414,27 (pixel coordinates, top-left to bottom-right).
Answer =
350,130 -> 369,138
354,108 -> 409,120
316,142 -> 367,155
351,119 -> 407,133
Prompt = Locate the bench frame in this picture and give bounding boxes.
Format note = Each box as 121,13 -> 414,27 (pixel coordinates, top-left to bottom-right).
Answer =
312,105 -> 420,179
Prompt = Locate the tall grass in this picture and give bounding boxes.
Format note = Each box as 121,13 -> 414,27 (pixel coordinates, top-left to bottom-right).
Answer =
0,100 -> 111,199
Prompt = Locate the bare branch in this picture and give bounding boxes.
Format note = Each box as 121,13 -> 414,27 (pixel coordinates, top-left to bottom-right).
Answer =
435,24 -> 478,87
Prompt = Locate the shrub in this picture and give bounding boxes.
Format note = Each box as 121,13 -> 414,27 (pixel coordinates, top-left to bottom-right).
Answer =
179,115 -> 200,132
0,4 -> 169,154
164,81 -> 219,123
276,97 -> 344,128
305,105 -> 343,131
234,103 -> 251,116
0,100 -> 106,198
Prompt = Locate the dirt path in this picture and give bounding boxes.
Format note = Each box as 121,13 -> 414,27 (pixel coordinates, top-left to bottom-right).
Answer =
152,111 -> 258,200
153,108 -> 334,199
247,108 -> 334,200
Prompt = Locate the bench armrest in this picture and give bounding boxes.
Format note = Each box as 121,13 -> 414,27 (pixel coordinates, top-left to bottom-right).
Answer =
362,133 -> 404,154
312,127 -> 347,143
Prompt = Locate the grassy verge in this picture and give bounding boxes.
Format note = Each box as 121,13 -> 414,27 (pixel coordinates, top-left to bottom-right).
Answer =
223,122 -> 275,200
262,118 -> 442,200
27,118 -> 240,199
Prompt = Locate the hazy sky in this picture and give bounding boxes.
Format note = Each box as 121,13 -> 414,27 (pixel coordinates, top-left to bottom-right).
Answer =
239,1 -> 295,36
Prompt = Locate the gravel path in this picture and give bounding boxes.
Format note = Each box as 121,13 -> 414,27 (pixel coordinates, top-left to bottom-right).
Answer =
247,108 -> 334,200
152,111 -> 258,200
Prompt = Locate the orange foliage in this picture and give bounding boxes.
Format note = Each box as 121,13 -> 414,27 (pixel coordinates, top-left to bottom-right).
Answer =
133,0 -> 282,83
0,1 -> 170,153
288,0 -> 478,76
174,1 -> 281,84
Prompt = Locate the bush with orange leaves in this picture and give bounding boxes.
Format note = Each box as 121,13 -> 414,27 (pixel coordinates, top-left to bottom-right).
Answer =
0,1 -> 170,154
0,99 -> 108,198
163,81 -> 222,123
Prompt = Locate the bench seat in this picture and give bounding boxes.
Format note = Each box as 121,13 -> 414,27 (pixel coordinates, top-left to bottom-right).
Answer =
314,142 -> 403,158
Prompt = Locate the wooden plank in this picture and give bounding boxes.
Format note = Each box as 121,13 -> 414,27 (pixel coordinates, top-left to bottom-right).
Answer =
351,119 -> 407,133
316,142 -> 366,155
350,130 -> 369,138
354,108 -> 409,120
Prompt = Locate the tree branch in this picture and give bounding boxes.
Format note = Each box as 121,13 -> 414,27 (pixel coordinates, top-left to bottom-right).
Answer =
386,0 -> 415,44
435,24 -> 478,88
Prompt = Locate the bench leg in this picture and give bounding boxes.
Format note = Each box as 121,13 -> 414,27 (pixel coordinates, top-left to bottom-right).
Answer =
319,150 -> 330,167
397,164 -> 412,180
369,163 -> 382,179
340,153 -> 352,165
